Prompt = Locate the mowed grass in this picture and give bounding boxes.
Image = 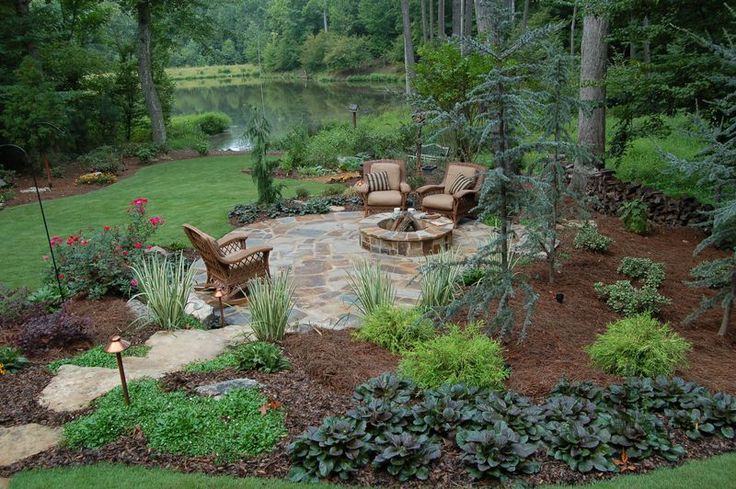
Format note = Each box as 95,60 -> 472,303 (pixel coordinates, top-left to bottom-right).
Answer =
9,452 -> 736,488
0,155 -> 330,288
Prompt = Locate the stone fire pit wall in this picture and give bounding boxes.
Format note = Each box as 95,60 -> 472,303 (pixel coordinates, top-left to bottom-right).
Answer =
358,213 -> 454,257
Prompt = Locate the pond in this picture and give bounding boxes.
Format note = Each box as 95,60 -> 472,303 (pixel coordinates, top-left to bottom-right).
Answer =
173,80 -> 404,151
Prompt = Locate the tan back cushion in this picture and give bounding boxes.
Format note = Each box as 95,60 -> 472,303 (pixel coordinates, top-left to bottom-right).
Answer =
369,162 -> 401,191
444,165 -> 477,194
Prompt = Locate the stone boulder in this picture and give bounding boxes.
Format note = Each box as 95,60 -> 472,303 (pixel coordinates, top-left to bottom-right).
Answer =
194,378 -> 261,398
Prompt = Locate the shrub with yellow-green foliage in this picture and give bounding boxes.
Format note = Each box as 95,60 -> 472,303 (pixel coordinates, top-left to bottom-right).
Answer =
353,305 -> 435,353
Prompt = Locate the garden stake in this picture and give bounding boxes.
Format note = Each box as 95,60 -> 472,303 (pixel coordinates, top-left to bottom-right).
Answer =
105,335 -> 131,405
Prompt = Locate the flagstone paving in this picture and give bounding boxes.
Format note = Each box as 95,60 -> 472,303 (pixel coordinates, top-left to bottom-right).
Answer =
195,211 -> 495,330
0,424 -> 62,468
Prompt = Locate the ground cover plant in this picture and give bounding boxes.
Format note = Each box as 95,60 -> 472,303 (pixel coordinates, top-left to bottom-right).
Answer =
573,223 -> 613,253
64,379 -> 285,460
595,257 -> 670,317
47,344 -> 151,374
229,196 -> 362,226
353,305 -> 434,354
0,345 -> 29,373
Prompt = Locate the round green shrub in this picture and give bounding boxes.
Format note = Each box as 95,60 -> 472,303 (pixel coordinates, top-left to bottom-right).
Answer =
398,323 -> 509,390
353,305 -> 435,353
587,314 -> 691,377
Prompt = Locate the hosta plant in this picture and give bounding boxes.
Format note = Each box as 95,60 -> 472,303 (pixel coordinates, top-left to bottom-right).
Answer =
604,410 -> 684,462
233,341 -> 290,373
456,421 -> 540,481
471,391 -> 546,443
545,421 -> 616,473
651,376 -> 710,414
288,416 -> 372,482
603,377 -> 657,412
372,432 -> 441,481
352,373 -> 417,405
551,379 -> 605,404
668,407 -> 716,440
347,399 -> 410,437
573,223 -> 613,252
541,395 -> 599,429
710,392 -> 736,439
410,390 -> 475,436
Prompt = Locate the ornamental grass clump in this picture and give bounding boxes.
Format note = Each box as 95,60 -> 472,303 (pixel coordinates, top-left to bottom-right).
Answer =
587,314 -> 691,377
131,253 -> 195,330
247,270 -> 295,342
347,259 -> 396,317
353,305 -> 435,353
419,248 -> 462,310
398,323 -> 509,390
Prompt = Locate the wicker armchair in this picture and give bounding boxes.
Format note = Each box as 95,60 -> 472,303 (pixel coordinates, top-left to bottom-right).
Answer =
354,160 -> 411,216
416,162 -> 486,226
183,224 -> 272,304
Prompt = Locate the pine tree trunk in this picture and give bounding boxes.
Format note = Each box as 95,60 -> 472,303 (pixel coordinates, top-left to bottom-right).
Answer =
643,16 -> 651,63
429,0 -> 434,41
463,0 -> 473,36
719,268 -> 736,336
136,1 -> 167,146
323,5 -> 328,32
522,0 -> 530,31
421,0 -> 428,43
452,0 -> 461,36
401,0 -> 415,95
569,2 -> 577,56
474,0 -> 490,36
438,0 -> 446,39
577,14 -> 608,168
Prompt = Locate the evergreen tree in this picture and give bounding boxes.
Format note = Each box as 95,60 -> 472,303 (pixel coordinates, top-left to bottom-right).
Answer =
245,107 -> 282,205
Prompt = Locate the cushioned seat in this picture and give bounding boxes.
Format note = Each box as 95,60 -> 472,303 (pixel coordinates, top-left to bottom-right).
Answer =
421,193 -> 454,211
366,190 -> 403,206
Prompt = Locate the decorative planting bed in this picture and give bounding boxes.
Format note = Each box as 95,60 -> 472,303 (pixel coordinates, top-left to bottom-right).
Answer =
358,212 -> 454,256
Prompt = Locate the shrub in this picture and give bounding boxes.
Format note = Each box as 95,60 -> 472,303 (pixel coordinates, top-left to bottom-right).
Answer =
372,432 -> 441,481
573,223 -> 613,252
233,341 -> 290,373
294,187 -> 310,200
324,35 -> 371,72
278,125 -> 310,170
353,305 -> 435,353
617,257 -> 666,289
419,248 -> 462,310
594,281 -> 671,316
587,314 -> 691,377
619,199 -> 650,235
44,198 -> 163,299
247,270 -> 295,342
76,172 -> 117,185
352,373 -> 418,405
193,139 -> 209,156
299,32 -> 331,72
135,143 -> 158,163
79,146 -> 123,175
347,260 -> 396,317
456,422 -> 540,481
398,323 -> 509,390
321,185 -> 344,197
0,285 -> 38,328
64,379 -> 285,460
28,284 -> 67,311
288,416 -> 372,482
0,346 -> 29,373
19,305 -> 91,353
131,254 -> 195,330
48,344 -> 150,373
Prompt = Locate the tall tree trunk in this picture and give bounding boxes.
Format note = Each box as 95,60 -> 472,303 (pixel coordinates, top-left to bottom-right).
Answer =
14,0 -> 37,57
474,0 -> 490,36
577,14 -> 608,168
421,0 -> 428,43
429,0 -> 434,41
452,0 -> 461,36
642,16 -> 651,63
136,1 -> 166,146
629,16 -> 637,60
719,266 -> 736,336
569,1 -> 577,56
438,0 -> 446,39
522,0 -> 530,31
401,0 -> 415,95
323,4 -> 328,32
463,0 -> 472,36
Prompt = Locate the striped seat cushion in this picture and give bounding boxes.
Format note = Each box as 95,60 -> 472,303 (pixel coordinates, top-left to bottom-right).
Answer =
446,173 -> 475,194
366,171 -> 391,192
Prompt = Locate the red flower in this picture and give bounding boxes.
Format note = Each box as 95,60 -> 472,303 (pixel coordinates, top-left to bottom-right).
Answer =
103,225 -> 111,232
146,245 -> 153,250
131,197 -> 148,207
149,216 -> 163,226
130,279 -> 139,287
58,273 -> 65,280
66,235 -> 80,246
122,250 -> 129,256
133,242 -> 143,249
50,236 -> 63,247
80,239 -> 89,246
42,255 -> 49,261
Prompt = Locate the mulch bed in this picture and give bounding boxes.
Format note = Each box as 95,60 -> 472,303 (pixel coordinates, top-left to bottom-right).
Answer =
3,215 -> 736,485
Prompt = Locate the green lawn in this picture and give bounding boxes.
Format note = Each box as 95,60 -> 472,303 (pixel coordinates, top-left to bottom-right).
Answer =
9,452 -> 736,488
1,155 -> 330,288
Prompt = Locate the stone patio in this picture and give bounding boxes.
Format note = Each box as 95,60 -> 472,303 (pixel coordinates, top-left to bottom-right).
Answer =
194,211 -> 494,330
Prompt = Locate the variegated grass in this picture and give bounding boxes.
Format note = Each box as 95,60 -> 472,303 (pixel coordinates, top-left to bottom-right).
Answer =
247,270 -> 295,342
131,253 -> 195,330
419,247 -> 463,310
347,259 -> 396,317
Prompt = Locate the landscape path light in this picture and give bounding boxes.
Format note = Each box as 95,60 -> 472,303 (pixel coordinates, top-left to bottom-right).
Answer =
349,103 -> 360,129
105,335 -> 131,405
215,288 -> 226,327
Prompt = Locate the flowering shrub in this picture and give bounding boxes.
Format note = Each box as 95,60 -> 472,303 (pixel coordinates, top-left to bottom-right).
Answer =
43,198 -> 164,299
76,172 -> 118,185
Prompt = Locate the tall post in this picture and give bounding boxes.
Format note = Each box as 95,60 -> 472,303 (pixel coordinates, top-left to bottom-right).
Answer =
115,352 -> 130,406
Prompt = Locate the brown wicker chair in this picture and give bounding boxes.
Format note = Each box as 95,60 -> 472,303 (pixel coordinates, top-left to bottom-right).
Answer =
416,162 -> 486,226
354,160 -> 411,216
183,224 -> 272,304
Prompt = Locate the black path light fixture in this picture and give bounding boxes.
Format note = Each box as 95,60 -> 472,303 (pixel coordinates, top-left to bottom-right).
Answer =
0,142 -> 65,301
105,335 -> 131,406
349,103 -> 360,129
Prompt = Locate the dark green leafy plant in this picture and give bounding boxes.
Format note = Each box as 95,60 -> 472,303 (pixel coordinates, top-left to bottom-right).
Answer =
573,223 -> 613,253
603,378 -> 657,413
0,346 -> 29,373
233,341 -> 290,373
668,407 -> 716,440
541,395 -> 599,429
710,392 -> 736,439
545,421 -> 615,473
410,390 -> 475,436
19,306 -> 91,353
456,421 -> 540,480
79,146 -> 124,175
347,399 -> 410,437
619,199 -> 650,235
352,373 -> 417,405
48,344 -> 150,373
372,432 -> 441,482
594,281 -> 671,316
353,305 -> 435,353
551,379 -> 606,404
617,257 -> 666,289
651,376 -> 710,413
288,416 -> 372,482
587,314 -> 691,377
604,410 -> 684,462
471,391 -> 546,443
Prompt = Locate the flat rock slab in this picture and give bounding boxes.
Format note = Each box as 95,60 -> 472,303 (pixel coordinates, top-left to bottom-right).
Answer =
0,477 -> 9,489
195,378 -> 261,398
0,424 -> 62,467
39,324 -> 252,413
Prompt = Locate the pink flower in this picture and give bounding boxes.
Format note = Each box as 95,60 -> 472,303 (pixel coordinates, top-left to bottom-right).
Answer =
131,197 -> 148,207
50,236 -> 63,247
149,216 -> 163,226
130,279 -> 138,287
146,245 -> 153,250
66,235 -> 80,246
58,273 -> 65,280
103,225 -> 111,232
133,242 -> 143,249
122,250 -> 129,256
80,239 -> 89,246
42,255 -> 49,261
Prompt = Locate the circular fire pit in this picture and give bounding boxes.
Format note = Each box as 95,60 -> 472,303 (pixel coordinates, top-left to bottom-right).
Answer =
358,212 -> 453,256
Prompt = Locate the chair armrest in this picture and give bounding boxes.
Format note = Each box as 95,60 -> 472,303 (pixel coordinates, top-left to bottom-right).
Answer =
399,182 -> 411,193
416,184 -> 445,195
454,189 -> 479,199
217,230 -> 249,248
354,182 -> 369,194
221,246 -> 273,265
